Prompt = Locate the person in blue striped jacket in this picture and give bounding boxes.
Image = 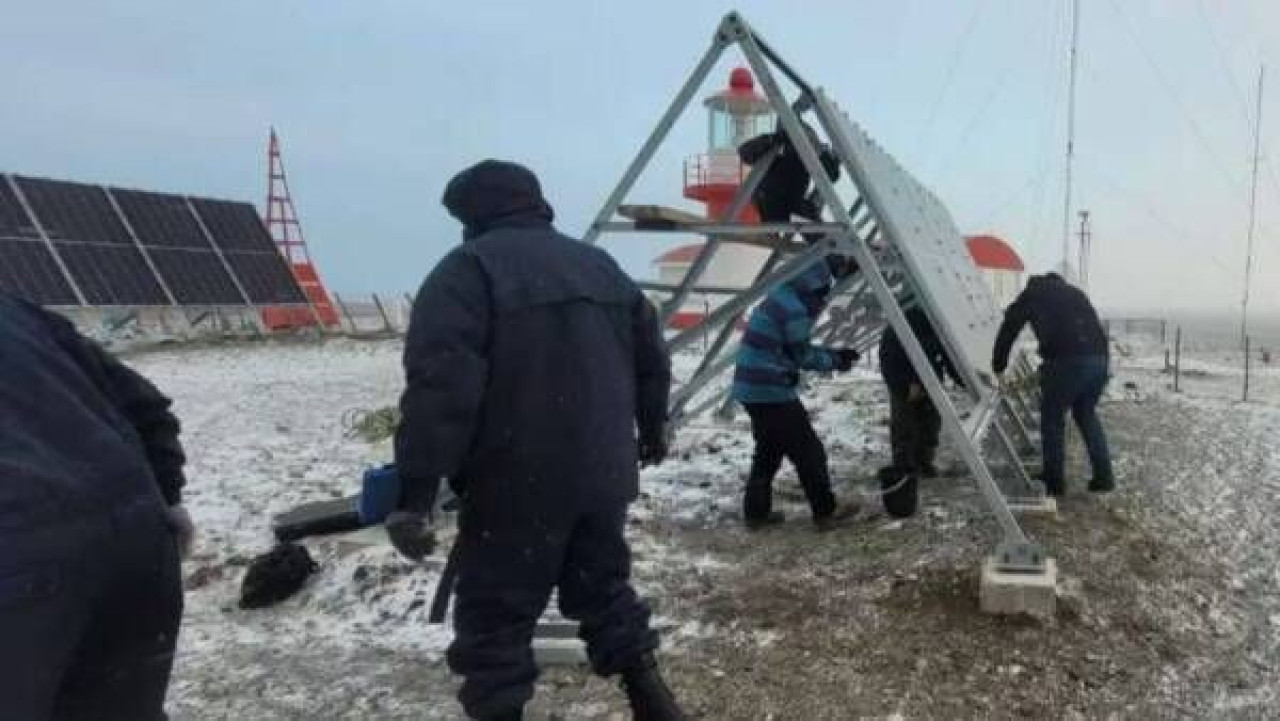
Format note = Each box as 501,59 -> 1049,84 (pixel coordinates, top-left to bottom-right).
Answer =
732,257 -> 860,531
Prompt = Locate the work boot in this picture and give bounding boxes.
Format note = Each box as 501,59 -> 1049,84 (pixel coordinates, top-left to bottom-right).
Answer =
621,653 -> 686,721
1088,476 -> 1115,493
744,510 -> 786,531
878,465 -> 918,519
814,501 -> 859,532
918,461 -> 939,479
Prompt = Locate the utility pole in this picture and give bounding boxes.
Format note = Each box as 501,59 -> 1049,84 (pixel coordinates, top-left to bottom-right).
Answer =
1077,210 -> 1092,292
1242,66 -> 1264,345
1062,0 -> 1082,276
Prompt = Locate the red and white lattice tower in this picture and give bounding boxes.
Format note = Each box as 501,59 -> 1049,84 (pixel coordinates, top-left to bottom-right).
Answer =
263,128 -> 339,328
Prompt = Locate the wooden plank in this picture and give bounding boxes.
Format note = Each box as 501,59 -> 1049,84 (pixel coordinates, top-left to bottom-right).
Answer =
618,204 -> 707,224
617,205 -> 807,253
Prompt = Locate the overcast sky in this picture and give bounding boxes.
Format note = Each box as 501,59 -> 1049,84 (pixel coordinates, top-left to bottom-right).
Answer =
3,0 -> 1279,317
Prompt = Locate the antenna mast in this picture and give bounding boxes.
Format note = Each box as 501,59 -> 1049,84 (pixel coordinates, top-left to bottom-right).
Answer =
1077,210 -> 1092,292
1062,0 -> 1081,276
1242,65 -> 1264,344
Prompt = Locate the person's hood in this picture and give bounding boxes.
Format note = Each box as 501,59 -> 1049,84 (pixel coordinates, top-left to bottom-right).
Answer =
442,160 -> 555,240
1027,272 -> 1065,292
789,261 -> 833,313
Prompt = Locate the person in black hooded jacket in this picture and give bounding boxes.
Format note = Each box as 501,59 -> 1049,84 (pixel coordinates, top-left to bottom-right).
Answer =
387,160 -> 682,721
992,272 -> 1114,496
0,294 -> 193,720
737,121 -> 841,223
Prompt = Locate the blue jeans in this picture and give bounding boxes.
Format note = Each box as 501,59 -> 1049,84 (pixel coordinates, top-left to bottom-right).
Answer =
1039,356 -> 1113,490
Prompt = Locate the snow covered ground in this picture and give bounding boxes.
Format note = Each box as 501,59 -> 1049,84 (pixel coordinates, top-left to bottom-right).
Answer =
128,337 -> 1280,719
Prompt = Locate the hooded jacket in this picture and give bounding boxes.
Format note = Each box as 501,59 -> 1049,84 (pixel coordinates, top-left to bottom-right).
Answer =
394,161 -> 670,516
732,262 -> 840,404
992,273 -> 1108,373
0,295 -> 185,528
738,124 -> 841,219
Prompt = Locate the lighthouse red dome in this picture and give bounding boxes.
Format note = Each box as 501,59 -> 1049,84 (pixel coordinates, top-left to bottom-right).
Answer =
729,66 -> 754,92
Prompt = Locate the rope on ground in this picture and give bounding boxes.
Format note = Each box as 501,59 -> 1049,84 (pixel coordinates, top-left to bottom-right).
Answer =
342,406 -> 400,443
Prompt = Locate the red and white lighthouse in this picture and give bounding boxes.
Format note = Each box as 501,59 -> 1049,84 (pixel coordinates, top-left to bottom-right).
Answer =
656,67 -> 775,328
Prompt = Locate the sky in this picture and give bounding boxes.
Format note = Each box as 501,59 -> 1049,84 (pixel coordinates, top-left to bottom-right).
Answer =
3,0 -> 1280,318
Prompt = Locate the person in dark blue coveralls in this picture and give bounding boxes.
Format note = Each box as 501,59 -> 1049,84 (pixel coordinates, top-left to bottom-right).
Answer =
876,307 -> 963,518
731,259 -> 861,531
386,160 -> 683,721
992,272 -> 1114,496
0,294 -> 194,721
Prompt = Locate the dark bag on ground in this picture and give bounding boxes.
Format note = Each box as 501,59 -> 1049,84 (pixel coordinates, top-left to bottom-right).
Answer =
239,542 -> 318,609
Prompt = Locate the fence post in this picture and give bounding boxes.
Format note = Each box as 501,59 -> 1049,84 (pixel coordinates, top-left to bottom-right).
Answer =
1164,349 -> 1170,372
1244,335 -> 1251,402
1174,326 -> 1182,393
371,293 -> 394,334
1160,319 -> 1167,344
333,293 -> 357,334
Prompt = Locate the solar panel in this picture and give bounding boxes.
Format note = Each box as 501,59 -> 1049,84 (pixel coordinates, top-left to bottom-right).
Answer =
189,198 -> 307,304
221,252 -> 306,304
112,188 -> 211,249
147,249 -> 245,305
16,176 -> 133,245
57,243 -> 167,306
0,178 -> 41,240
188,198 -> 276,251
0,239 -> 78,305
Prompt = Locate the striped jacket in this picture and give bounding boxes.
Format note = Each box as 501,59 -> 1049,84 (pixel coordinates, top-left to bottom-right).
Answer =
732,263 -> 839,404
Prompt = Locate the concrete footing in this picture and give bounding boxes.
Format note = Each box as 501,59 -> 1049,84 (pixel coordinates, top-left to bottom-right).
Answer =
533,638 -> 588,667
1007,496 -> 1058,517
533,619 -> 586,667
980,557 -> 1057,618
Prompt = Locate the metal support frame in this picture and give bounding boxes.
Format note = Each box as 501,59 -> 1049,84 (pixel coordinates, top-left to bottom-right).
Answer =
5,173 -> 88,306
585,11 -> 1047,573
658,145 -> 780,326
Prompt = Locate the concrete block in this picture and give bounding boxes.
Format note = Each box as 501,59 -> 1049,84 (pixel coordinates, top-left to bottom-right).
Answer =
535,620 -> 581,640
533,638 -> 588,668
980,557 -> 1057,618
1006,496 -> 1058,517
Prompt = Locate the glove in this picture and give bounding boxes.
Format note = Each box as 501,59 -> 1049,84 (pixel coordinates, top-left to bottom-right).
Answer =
166,505 -> 196,560
639,435 -> 668,468
834,349 -> 860,372
907,383 -> 924,402
385,511 -> 436,561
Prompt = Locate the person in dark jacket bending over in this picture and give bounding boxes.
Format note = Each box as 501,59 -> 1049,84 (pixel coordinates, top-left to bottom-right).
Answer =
0,294 -> 194,720
992,273 -> 1114,496
732,258 -> 860,531
386,161 -> 682,721
738,121 -> 841,223
877,307 -> 962,518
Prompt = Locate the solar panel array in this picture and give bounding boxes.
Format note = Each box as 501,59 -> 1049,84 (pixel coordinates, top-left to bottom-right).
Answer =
0,173 -> 306,308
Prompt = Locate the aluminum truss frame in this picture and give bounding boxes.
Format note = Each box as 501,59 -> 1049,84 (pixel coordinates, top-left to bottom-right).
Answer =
584,12 -> 1047,573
